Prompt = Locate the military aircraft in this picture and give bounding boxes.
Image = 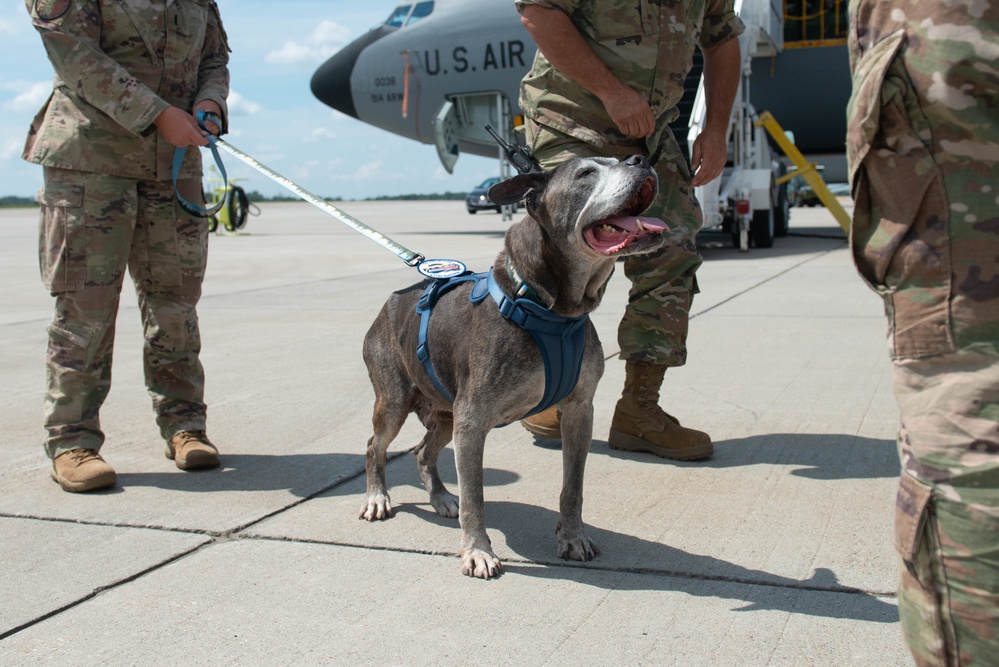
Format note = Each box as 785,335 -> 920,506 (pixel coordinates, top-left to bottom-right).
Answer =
311,0 -> 852,180
311,1 -> 532,173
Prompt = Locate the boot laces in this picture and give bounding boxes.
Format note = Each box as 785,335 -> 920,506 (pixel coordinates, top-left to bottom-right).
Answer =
636,379 -> 680,428
68,448 -> 102,464
174,430 -> 209,447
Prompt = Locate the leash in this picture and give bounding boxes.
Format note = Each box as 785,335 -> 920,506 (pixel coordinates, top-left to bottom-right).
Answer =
172,111 -> 427,268
173,116 -> 584,414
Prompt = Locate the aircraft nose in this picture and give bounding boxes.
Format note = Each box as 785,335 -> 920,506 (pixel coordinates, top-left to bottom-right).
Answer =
311,26 -> 393,120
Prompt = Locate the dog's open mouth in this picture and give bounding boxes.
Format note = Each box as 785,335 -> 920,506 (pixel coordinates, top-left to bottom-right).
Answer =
582,176 -> 668,255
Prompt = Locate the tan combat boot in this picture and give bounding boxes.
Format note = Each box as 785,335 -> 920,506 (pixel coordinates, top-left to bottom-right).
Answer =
165,430 -> 220,470
521,405 -> 562,438
608,361 -> 713,460
51,448 -> 117,492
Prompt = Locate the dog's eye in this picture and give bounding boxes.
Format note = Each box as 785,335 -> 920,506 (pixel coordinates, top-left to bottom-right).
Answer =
575,168 -> 596,180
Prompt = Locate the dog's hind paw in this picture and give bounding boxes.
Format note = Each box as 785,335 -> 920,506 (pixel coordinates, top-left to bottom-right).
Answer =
557,535 -> 600,562
430,491 -> 459,518
460,548 -> 502,579
359,493 -> 393,521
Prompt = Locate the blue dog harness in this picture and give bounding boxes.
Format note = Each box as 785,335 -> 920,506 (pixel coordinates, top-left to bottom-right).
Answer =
415,268 -> 588,418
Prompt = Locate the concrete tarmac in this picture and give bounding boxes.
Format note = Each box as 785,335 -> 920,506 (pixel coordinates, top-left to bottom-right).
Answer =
0,199 -> 910,665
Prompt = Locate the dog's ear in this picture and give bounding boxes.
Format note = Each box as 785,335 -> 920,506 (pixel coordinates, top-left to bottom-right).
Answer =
488,172 -> 546,205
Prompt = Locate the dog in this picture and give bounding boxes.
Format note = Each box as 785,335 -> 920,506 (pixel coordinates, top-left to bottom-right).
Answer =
359,155 -> 668,578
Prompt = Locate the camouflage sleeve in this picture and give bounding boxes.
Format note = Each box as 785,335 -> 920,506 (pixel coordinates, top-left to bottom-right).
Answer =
700,0 -> 746,49
514,0 -> 583,17
25,0 -> 170,137
195,1 -> 231,134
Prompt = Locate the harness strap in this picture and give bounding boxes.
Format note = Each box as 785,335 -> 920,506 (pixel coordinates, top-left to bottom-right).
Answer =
485,271 -> 588,417
415,269 -> 588,419
415,271 -> 481,402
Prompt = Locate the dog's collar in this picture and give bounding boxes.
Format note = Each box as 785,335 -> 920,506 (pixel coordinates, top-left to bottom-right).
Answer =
505,257 -> 548,308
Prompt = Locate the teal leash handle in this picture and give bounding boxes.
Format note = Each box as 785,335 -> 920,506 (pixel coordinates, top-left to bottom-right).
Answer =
171,110 -> 227,218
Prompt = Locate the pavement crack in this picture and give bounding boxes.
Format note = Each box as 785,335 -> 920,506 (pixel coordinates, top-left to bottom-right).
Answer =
232,533 -> 897,599
0,540 -> 206,642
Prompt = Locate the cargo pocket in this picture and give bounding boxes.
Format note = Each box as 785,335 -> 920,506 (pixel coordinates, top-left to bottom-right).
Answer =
894,472 -> 951,664
847,31 -> 953,359
847,30 -> 906,187
38,181 -> 86,293
174,178 -> 209,281
896,472 -> 932,570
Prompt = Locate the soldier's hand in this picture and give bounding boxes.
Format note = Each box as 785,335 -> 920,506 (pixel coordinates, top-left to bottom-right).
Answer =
153,106 -> 209,148
193,100 -> 223,136
690,127 -> 727,186
603,86 -> 655,139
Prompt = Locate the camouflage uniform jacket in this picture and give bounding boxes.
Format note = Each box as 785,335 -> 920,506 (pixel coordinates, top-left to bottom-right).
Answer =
515,0 -> 744,149
846,0 -> 999,358
22,0 -> 230,181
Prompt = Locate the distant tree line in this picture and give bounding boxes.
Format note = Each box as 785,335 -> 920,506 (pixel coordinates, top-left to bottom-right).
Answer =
2,190 -> 468,208
243,190 -> 467,202
363,191 -> 466,201
1,196 -> 37,207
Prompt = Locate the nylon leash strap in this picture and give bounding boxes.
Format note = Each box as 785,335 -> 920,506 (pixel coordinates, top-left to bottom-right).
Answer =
173,111 -> 425,267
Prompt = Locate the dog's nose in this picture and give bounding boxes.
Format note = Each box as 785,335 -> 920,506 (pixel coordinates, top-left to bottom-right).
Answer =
624,155 -> 650,168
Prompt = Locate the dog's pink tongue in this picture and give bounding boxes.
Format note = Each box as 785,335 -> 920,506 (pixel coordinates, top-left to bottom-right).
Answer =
585,216 -> 669,254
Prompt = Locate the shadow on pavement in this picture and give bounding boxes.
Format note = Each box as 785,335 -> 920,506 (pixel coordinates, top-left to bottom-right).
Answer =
114,451 -> 521,497
584,434 -> 900,480
487,500 -> 898,624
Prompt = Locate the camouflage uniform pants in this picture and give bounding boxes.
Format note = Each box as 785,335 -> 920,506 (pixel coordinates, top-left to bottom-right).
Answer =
847,1 -> 999,662
892,355 -> 999,667
38,167 -> 210,459
525,119 -> 703,367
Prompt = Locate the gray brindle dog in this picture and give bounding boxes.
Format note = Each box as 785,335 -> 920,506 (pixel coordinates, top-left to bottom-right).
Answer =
360,155 -> 668,578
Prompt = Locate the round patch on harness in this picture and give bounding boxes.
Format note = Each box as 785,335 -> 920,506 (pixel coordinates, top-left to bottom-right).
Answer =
417,259 -> 467,279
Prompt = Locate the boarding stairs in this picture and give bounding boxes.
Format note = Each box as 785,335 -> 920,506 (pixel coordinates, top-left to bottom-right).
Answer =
683,0 -> 849,247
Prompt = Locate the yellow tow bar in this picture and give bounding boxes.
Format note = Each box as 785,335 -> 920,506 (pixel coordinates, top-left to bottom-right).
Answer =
754,111 -> 851,233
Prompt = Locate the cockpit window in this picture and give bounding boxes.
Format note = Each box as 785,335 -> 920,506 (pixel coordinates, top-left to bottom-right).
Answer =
384,5 -> 411,28
384,2 -> 433,28
406,1 -> 434,25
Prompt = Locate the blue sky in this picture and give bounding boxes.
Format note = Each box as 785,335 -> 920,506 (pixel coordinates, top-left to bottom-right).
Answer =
0,0 -> 500,200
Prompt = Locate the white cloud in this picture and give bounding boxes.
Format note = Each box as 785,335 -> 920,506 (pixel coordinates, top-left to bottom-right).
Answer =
265,20 -> 350,65
320,159 -> 383,184
1,137 -> 22,161
354,160 -> 382,181
227,90 -> 262,115
308,127 -> 337,141
1,81 -> 51,113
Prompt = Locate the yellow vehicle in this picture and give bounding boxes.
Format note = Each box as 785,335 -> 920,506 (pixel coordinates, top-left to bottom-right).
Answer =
205,168 -> 256,233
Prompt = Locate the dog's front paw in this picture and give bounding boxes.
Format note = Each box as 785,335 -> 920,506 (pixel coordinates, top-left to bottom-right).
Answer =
429,491 -> 459,518
460,548 -> 502,579
359,493 -> 393,521
557,534 -> 600,562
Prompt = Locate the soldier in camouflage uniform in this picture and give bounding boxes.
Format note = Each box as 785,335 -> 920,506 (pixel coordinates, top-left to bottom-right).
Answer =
23,0 -> 231,492
846,0 -> 999,663
515,0 -> 743,460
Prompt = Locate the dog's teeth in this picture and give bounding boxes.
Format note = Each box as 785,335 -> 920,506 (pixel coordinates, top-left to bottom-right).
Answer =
636,219 -> 645,231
